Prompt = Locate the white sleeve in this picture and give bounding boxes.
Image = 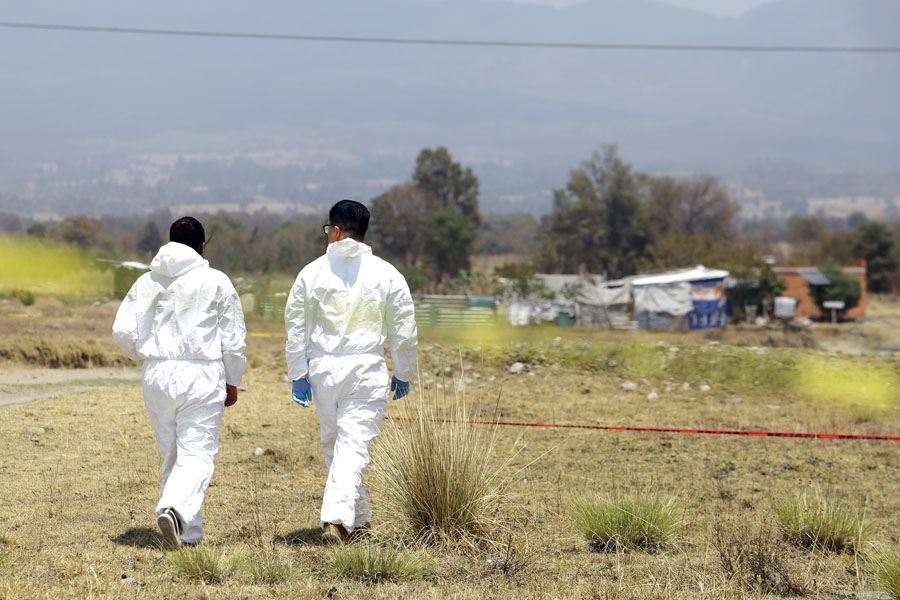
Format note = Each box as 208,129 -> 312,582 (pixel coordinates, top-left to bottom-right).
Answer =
111,285 -> 141,362
284,274 -> 309,381
218,281 -> 247,387
386,271 -> 418,383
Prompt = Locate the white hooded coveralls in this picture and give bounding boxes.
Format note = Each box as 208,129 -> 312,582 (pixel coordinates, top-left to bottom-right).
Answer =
112,242 -> 246,543
285,238 -> 417,531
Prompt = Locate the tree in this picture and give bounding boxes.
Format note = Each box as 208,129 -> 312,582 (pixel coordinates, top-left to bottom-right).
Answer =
852,221 -> 899,293
534,145 -> 647,278
418,208 -> 476,279
476,212 -> 540,256
493,262 -> 550,299
137,221 -> 163,257
786,215 -> 825,244
810,267 -> 862,315
0,213 -> 22,233
57,216 -> 99,247
727,266 -> 787,321
647,175 -> 737,238
413,147 -> 480,225
26,223 -> 47,238
369,184 -> 433,266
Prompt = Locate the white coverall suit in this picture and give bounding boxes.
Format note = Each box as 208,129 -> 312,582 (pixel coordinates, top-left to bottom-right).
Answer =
285,238 -> 417,532
112,242 -> 247,543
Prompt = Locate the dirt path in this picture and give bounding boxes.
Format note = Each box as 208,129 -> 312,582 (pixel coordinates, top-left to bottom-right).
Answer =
0,366 -> 141,407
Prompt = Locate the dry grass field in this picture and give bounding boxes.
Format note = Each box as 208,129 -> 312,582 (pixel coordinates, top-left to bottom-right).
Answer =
0,298 -> 898,599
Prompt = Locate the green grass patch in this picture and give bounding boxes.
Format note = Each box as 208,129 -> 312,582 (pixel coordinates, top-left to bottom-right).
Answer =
330,541 -> 434,583
876,550 -> 900,599
570,494 -> 682,552
166,545 -> 231,584
772,494 -> 871,553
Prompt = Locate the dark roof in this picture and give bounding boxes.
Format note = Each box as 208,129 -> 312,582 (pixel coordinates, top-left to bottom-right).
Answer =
797,269 -> 830,286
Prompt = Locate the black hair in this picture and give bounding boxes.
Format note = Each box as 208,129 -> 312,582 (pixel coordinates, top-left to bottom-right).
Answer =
329,200 -> 369,240
169,216 -> 206,254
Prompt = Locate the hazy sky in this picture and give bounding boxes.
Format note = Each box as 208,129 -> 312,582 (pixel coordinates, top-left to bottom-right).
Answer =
513,0 -> 774,17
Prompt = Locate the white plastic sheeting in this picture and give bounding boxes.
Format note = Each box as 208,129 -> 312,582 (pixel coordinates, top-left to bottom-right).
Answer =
507,299 -> 574,326
633,281 -> 694,316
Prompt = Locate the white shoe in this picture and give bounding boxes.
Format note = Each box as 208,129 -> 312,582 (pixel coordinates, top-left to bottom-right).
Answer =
157,508 -> 182,550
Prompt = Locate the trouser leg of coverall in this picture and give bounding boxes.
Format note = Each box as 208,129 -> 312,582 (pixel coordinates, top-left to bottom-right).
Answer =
143,360 -> 225,544
315,393 -> 387,532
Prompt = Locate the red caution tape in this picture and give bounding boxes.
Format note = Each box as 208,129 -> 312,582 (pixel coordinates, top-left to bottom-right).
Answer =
385,417 -> 900,441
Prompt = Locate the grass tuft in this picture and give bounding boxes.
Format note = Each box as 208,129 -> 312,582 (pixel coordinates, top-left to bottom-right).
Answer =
570,494 -> 682,552
166,545 -> 230,584
330,541 -> 433,583
876,550 -> 900,599
772,493 -> 871,553
371,392 -> 507,545
245,552 -> 297,585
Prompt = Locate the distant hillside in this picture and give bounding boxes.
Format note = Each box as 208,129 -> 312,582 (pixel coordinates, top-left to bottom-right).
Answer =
0,0 -> 896,217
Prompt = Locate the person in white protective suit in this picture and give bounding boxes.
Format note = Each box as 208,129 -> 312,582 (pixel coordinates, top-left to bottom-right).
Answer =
284,199 -> 417,545
112,216 -> 246,550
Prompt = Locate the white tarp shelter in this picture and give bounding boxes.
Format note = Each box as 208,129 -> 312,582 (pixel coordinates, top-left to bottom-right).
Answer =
631,266 -> 729,330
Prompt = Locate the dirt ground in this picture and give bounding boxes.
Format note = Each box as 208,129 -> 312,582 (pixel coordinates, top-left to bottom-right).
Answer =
0,299 -> 898,599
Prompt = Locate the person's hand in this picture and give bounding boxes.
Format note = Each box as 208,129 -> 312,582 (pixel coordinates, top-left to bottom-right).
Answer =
225,384 -> 238,407
390,376 -> 410,400
292,378 -> 311,408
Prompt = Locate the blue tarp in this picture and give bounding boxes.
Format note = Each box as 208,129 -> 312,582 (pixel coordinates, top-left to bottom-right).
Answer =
688,278 -> 726,330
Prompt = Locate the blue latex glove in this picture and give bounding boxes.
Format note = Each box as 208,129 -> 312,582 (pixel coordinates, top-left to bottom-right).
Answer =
291,378 -> 311,408
390,376 -> 410,400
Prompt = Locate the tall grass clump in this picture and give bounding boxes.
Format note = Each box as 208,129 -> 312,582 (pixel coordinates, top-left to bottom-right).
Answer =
166,546 -> 231,584
570,494 -> 682,552
371,392 -> 507,545
876,550 -> 900,599
331,541 -> 433,583
772,494 -> 871,553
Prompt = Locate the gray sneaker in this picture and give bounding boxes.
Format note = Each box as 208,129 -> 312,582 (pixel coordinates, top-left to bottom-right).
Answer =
157,508 -> 182,550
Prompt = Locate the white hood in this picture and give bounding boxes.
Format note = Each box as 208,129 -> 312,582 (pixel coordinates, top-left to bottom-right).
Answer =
326,238 -> 372,260
150,242 -> 209,278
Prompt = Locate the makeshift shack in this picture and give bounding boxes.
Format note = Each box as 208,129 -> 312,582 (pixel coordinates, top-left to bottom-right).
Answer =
574,276 -> 635,330
631,266 -> 729,330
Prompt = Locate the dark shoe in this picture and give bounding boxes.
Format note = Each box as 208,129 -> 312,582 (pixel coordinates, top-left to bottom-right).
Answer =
347,522 -> 371,542
321,523 -> 346,546
157,508 -> 182,550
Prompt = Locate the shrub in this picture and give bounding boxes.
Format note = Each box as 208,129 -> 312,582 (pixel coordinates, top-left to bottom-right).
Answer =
570,494 -> 682,552
713,519 -> 803,595
166,546 -> 230,584
371,395 -> 506,545
330,541 -> 433,583
772,494 -> 871,553
11,289 -> 34,306
876,550 -> 900,599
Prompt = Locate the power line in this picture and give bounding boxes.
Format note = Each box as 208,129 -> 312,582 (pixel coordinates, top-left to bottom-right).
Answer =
1,21 -> 898,54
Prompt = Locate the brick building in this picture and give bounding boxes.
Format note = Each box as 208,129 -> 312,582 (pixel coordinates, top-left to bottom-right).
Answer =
772,260 -> 867,319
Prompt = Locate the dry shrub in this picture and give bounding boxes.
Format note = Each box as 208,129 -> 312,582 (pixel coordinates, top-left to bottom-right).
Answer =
713,519 -> 803,596
371,392 -> 508,546
0,337 -> 127,368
